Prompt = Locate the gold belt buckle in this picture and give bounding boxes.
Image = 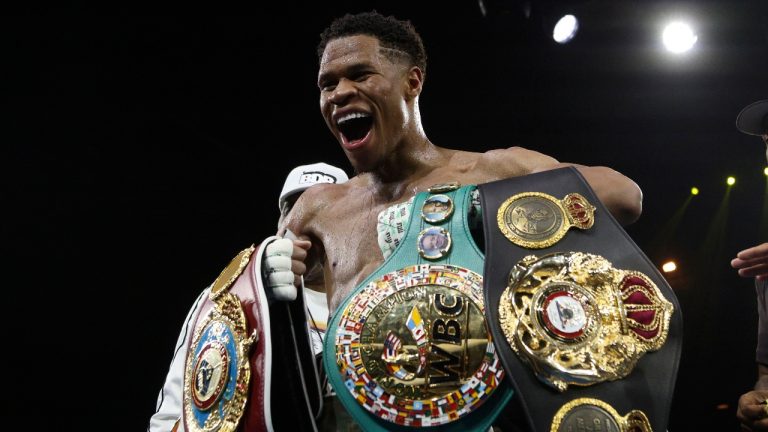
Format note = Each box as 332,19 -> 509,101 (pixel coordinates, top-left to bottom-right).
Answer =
498,252 -> 673,391
334,264 -> 504,426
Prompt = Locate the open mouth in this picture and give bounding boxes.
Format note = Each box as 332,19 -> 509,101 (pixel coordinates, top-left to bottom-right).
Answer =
337,112 -> 373,145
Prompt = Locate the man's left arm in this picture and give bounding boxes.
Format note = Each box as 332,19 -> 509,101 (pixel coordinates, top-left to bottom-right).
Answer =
491,147 -> 643,226
547,163 -> 643,226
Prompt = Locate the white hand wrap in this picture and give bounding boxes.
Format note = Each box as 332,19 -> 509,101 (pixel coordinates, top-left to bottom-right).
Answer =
263,238 -> 297,301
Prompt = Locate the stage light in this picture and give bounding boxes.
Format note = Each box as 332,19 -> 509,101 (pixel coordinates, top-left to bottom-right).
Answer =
662,261 -> 677,273
553,15 -> 579,44
764,167 -> 768,176
690,187 -> 699,195
662,22 -> 697,53
727,176 -> 736,186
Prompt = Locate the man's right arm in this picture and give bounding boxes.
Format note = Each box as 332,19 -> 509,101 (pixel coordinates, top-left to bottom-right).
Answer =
278,187 -> 329,298
263,235 -> 310,301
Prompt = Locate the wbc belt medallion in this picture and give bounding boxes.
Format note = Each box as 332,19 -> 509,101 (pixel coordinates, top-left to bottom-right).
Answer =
497,192 -> 595,249
334,264 -> 504,427
498,252 -> 673,392
183,246 -> 257,432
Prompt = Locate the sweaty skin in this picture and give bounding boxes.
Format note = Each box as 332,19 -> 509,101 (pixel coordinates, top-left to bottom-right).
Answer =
282,35 -> 642,312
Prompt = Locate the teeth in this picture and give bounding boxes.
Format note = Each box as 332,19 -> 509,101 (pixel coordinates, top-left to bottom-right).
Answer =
337,112 -> 370,125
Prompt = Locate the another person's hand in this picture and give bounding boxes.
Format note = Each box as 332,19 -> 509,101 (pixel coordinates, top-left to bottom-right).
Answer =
732,243 -> 768,281
738,390 -> 768,431
263,237 -> 311,301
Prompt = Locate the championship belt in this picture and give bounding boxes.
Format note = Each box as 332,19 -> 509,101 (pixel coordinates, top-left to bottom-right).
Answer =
323,185 -> 513,431
182,239 -> 322,432
478,167 -> 682,432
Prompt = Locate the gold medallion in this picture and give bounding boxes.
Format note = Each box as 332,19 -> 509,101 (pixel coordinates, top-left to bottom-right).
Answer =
550,398 -> 652,432
417,227 -> 452,260
333,264 -> 504,426
421,194 -> 454,223
496,192 -> 595,249
209,245 -> 255,300
498,252 -> 673,392
183,292 -> 256,432
428,181 -> 461,193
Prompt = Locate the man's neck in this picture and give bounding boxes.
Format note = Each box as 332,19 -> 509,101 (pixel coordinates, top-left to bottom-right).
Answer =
366,137 -> 449,201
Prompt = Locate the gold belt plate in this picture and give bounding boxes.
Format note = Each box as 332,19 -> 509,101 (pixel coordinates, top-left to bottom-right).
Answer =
497,192 -> 595,249
334,264 -> 504,426
551,398 -> 652,432
209,245 -> 255,300
498,252 -> 673,391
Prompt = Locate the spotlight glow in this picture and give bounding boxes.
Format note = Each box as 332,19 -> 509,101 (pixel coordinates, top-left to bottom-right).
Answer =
727,176 -> 736,186
690,187 -> 699,195
662,261 -> 677,273
662,22 -> 697,53
553,15 -> 579,44
764,167 -> 768,176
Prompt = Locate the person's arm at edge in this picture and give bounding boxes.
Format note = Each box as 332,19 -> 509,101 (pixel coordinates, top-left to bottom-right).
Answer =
756,364 -> 768,391
732,243 -> 768,281
737,364 -> 768,430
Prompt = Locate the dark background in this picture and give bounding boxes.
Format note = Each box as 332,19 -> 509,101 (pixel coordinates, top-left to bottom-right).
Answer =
4,1 -> 768,430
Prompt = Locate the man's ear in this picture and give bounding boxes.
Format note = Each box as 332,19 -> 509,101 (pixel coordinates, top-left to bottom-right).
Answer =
404,66 -> 424,100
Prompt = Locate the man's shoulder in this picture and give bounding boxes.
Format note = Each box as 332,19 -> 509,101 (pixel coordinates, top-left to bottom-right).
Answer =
446,147 -> 527,167
482,145 -> 550,158
291,180 -> 360,220
475,146 -> 559,175
300,180 -> 349,200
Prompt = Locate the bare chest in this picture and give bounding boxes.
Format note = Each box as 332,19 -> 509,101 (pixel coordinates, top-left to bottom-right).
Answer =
317,169 -> 509,310
314,200 -> 388,311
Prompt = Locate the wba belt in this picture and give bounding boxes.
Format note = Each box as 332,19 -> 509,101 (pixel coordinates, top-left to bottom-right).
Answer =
478,167 -> 682,432
323,184 -> 513,431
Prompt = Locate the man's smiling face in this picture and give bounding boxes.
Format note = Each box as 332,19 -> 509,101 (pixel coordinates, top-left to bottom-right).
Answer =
318,35 -> 411,173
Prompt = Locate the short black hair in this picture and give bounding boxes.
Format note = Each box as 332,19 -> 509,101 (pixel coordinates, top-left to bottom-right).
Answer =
317,11 -> 427,78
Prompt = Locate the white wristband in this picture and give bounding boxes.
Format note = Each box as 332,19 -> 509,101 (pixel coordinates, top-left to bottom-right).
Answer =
268,271 -> 294,286
271,284 -> 298,301
265,238 -> 293,257
264,255 -> 291,273
263,237 -> 298,301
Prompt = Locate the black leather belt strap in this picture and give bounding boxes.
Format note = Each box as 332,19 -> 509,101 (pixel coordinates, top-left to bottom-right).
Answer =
270,295 -> 322,431
479,167 -> 682,432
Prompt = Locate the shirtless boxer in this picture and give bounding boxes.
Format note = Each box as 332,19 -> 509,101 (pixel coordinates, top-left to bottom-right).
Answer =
281,11 -> 642,315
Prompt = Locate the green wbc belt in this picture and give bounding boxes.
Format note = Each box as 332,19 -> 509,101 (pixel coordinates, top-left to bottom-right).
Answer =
323,184 -> 512,431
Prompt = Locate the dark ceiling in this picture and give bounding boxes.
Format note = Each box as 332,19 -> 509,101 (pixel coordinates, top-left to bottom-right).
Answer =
4,1 -> 768,430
